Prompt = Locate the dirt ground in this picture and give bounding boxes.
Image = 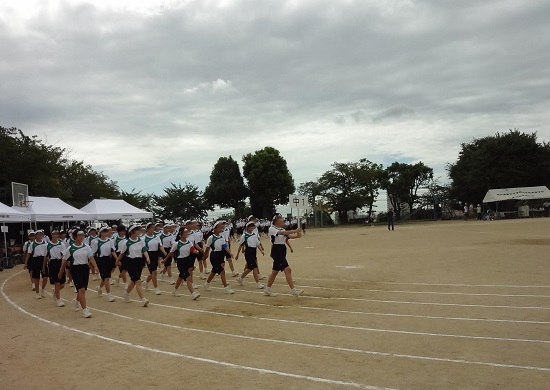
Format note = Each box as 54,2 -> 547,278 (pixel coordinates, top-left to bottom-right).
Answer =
1,218 -> 549,390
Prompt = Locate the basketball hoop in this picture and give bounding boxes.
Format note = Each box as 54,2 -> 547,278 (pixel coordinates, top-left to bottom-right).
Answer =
19,200 -> 33,208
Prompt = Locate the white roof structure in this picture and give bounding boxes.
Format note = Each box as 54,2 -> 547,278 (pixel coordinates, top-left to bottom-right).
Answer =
80,199 -> 153,220
12,196 -> 93,222
0,201 -> 31,222
482,186 -> 550,203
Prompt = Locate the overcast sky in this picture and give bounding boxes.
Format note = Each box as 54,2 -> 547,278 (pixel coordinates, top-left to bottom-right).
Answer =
1,0 -> 549,212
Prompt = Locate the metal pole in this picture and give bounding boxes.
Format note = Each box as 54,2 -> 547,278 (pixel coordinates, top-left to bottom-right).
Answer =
3,223 -> 7,261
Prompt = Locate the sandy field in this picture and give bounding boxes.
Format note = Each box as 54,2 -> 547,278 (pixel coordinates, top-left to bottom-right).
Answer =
1,218 -> 549,390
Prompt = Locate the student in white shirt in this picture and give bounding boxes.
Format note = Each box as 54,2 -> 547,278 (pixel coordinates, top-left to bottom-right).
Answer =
221,221 -> 239,277
159,225 -> 176,284
44,230 -> 66,307
59,230 -> 98,318
236,222 -> 265,289
143,223 -> 167,295
203,221 -> 235,294
116,225 -> 151,307
91,227 -> 117,302
23,231 -> 36,291
166,229 -> 200,300
264,215 -> 304,297
25,230 -> 48,299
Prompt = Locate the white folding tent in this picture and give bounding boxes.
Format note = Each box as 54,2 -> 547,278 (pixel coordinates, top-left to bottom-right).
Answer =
482,186 -> 550,203
12,196 -> 93,222
0,202 -> 31,259
80,199 -> 153,220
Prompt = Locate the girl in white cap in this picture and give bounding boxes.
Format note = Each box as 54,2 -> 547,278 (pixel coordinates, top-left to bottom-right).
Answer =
116,225 -> 151,307
91,227 -> 117,302
203,221 -> 235,294
143,223 -> 167,295
159,224 -> 176,285
221,221 -> 239,277
236,222 -> 265,289
23,231 -> 36,290
44,230 -> 66,307
59,230 -> 99,318
24,230 -> 48,299
264,215 -> 304,297
166,228 -> 201,300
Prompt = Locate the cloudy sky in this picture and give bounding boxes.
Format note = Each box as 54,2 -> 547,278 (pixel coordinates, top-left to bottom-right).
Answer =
1,0 -> 549,212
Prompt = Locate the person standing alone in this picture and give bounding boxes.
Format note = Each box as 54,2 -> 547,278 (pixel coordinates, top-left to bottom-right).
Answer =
387,208 -> 395,231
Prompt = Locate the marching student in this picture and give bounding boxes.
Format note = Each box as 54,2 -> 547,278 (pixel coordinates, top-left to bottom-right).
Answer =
91,227 -> 116,302
114,225 -> 128,287
236,222 -> 265,289
191,221 -> 208,279
116,225 -> 151,307
154,222 -> 163,236
44,230 -> 66,307
159,224 -> 176,284
23,231 -> 36,290
24,230 -> 48,299
143,223 -> 167,295
166,228 -> 201,300
264,215 -> 304,297
86,227 -> 100,281
203,221 -> 235,294
221,221 -> 239,277
246,216 -> 266,280
59,230 -> 99,318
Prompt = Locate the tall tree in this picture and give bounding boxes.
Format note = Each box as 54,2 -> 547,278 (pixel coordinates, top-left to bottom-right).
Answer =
121,189 -> 154,211
204,156 -> 248,217
153,183 -> 211,221
382,161 -> 433,219
242,147 -> 295,217
448,130 -> 550,203
355,159 -> 384,216
317,162 -> 367,224
297,181 -> 322,207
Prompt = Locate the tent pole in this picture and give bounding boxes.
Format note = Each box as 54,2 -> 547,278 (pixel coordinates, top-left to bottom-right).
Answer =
3,223 -> 7,261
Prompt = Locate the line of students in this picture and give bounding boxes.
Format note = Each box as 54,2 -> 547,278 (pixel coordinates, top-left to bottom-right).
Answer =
22,215 -> 303,318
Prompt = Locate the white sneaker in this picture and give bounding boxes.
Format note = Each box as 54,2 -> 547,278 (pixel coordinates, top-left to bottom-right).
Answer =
224,286 -> 235,294
72,298 -> 81,311
31,283 -> 35,291
191,291 -> 201,300
96,286 -> 103,297
92,274 -> 98,281
204,283 -> 211,291
83,308 -> 92,318
154,288 -> 161,295
256,282 -> 265,289
123,283 -> 128,289
237,277 -> 244,286
192,283 -> 199,289
35,293 -> 42,300
142,298 -> 149,307
291,288 -> 304,297
160,273 -> 165,280
204,268 -> 210,274
51,287 -> 56,300
107,293 -> 115,302
123,291 -> 130,302
169,278 -> 175,285
39,288 -> 45,298
172,289 -> 180,297
144,282 -> 149,291
232,271 -> 240,277
264,288 -> 278,297
258,274 -> 266,280
69,281 -> 74,287
56,299 -> 65,307
199,273 -> 206,280
110,279 -> 114,285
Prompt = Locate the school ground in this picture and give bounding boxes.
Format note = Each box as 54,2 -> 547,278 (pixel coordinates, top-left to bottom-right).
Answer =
1,218 -> 549,390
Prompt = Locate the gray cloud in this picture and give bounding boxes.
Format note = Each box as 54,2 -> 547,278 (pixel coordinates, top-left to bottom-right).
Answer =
0,0 -> 549,196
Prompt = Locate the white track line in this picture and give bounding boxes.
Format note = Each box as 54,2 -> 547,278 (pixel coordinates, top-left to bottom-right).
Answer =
95,290 -> 550,344
157,287 -> 550,325
241,281 -> 550,298
81,301 -> 550,373
296,278 -> 550,289
0,272 -> 395,390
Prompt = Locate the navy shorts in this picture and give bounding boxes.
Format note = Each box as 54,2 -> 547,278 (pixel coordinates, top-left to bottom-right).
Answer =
71,264 -> 90,291
163,248 -> 173,266
271,245 -> 289,271
244,247 -> 258,270
48,259 -> 66,285
127,257 -> 145,282
209,251 -> 225,275
147,251 -> 159,273
176,256 -> 194,281
96,256 -> 112,281
29,256 -> 45,279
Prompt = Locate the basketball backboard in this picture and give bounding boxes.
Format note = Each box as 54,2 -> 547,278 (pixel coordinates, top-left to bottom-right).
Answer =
11,182 -> 29,207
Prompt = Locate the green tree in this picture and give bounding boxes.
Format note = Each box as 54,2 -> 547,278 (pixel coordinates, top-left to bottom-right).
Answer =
121,189 -> 154,211
355,159 -> 384,216
448,130 -> 550,203
382,162 -> 433,220
242,147 -> 295,217
297,181 -> 322,207
204,156 -> 248,217
317,162 -> 367,224
153,183 -> 211,221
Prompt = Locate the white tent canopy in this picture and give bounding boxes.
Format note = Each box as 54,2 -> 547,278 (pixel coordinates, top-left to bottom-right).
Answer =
0,201 -> 31,222
12,196 -> 93,222
482,186 -> 550,203
80,199 -> 153,220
